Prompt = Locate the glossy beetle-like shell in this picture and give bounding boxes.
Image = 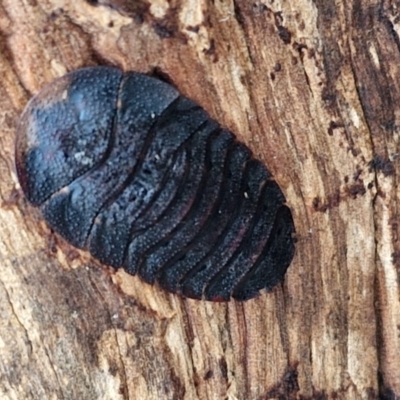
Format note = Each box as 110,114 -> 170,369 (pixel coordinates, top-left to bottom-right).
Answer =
15,66 -> 295,301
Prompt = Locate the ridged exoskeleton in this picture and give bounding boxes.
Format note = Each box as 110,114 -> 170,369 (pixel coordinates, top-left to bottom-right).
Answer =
15,67 -> 295,301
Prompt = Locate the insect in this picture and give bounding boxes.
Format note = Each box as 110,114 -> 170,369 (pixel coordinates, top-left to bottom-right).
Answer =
15,66 -> 295,301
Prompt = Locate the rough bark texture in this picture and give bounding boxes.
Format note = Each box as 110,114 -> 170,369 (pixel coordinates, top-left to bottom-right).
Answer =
0,1 -> 399,399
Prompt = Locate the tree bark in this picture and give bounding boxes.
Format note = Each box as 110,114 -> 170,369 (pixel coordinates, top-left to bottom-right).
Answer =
0,0 -> 399,399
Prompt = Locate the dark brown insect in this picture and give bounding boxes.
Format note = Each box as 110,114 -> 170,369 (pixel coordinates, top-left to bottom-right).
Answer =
15,66 -> 295,301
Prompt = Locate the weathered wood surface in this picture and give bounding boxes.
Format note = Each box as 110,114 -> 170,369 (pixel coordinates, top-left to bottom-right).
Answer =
0,1 -> 399,399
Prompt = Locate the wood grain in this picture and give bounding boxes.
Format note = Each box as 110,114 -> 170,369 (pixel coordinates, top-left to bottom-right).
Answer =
0,1 -> 399,399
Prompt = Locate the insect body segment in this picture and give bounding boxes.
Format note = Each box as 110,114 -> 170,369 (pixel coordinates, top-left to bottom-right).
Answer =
15,66 -> 295,301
